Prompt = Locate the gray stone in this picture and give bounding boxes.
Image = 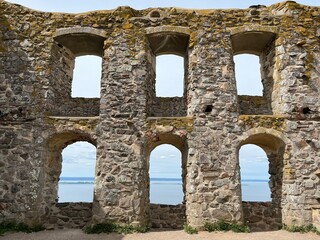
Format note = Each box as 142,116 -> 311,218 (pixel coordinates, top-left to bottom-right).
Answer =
0,0 -> 319,232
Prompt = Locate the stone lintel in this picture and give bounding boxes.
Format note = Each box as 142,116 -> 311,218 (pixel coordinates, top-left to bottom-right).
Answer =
46,116 -> 98,133
229,25 -> 278,55
147,117 -> 193,132
146,26 -> 190,56
239,115 -> 286,131
48,116 -> 99,120
145,26 -> 190,36
54,27 -> 106,57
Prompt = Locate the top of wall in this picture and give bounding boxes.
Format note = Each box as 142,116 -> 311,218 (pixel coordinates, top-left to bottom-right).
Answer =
1,0 -> 319,16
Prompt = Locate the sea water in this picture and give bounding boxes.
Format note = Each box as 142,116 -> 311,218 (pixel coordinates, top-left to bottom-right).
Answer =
58,177 -> 271,203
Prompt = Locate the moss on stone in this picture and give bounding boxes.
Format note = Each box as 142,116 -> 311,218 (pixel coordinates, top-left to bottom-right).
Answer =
45,116 -> 98,131
239,115 -> 286,131
147,117 -> 194,132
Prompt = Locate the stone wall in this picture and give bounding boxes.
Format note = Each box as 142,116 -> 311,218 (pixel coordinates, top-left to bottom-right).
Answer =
238,96 -> 272,115
51,98 -> 100,117
150,97 -> 187,117
0,0 -> 319,231
150,204 -> 186,229
242,202 -> 282,231
46,203 -> 92,229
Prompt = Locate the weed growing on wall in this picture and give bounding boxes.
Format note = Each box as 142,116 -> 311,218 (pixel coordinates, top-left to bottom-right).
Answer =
204,220 -> 250,233
183,224 -> 198,234
84,222 -> 149,234
283,224 -> 320,235
0,222 -> 44,235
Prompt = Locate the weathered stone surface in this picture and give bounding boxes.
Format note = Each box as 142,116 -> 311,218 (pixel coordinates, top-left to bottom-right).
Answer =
45,203 -> 93,229
0,0 -> 319,231
150,204 -> 186,229
243,202 -> 282,231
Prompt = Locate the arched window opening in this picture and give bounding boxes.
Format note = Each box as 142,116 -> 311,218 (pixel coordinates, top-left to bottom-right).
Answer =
58,141 -> 96,202
156,55 -> 184,97
149,144 -> 183,205
239,144 -> 271,202
71,55 -> 102,98
234,54 -> 263,96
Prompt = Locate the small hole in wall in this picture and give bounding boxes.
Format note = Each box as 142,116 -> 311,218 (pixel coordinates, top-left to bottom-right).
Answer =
204,105 -> 213,113
302,75 -> 309,85
302,107 -> 311,114
150,11 -> 161,18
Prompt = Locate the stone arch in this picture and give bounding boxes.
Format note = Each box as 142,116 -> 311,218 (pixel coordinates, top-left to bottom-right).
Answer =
146,132 -> 188,227
229,25 -> 278,55
45,130 -> 97,204
239,127 -> 288,148
237,127 -> 286,230
53,27 -> 107,57
146,26 -> 190,56
146,132 -> 188,196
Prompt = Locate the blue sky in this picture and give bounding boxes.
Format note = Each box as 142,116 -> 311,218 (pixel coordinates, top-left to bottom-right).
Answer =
6,0 -> 316,180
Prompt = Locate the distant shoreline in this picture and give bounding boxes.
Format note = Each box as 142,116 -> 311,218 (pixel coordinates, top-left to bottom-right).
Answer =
59,177 -> 268,184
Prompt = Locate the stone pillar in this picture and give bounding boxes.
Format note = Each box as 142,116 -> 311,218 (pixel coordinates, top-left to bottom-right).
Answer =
272,5 -> 320,226
272,14 -> 320,115
186,29 -> 242,227
282,122 -> 320,226
93,26 -> 150,226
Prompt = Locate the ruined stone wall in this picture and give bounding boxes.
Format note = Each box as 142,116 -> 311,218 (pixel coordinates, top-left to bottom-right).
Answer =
260,38 -> 276,114
282,120 -> 320,226
47,203 -> 93,229
238,96 -> 272,115
150,97 -> 186,117
150,204 -> 186,229
243,201 -> 282,231
0,0 -> 319,231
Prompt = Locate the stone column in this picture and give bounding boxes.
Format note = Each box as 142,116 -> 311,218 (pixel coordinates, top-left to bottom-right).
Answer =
186,29 -> 242,227
272,6 -> 320,226
272,16 -> 320,115
282,122 -> 320,226
93,26 -> 150,226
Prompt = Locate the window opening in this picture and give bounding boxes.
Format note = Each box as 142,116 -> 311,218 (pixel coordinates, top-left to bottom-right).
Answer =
71,55 -> 102,98
234,54 -> 263,96
239,144 -> 271,202
58,141 -> 96,202
156,55 -> 184,97
149,144 -> 183,205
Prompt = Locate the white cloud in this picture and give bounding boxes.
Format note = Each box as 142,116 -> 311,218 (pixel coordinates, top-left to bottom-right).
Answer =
239,145 -> 269,180
61,142 -> 96,177
150,145 -> 181,178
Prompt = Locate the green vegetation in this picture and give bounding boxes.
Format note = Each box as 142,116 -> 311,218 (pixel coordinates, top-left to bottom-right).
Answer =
283,224 -> 320,235
0,222 -> 44,235
183,224 -> 198,234
84,222 -> 149,234
204,220 -> 250,233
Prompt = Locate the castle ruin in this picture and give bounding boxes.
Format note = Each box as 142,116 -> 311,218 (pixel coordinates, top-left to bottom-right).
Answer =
0,0 -> 319,231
